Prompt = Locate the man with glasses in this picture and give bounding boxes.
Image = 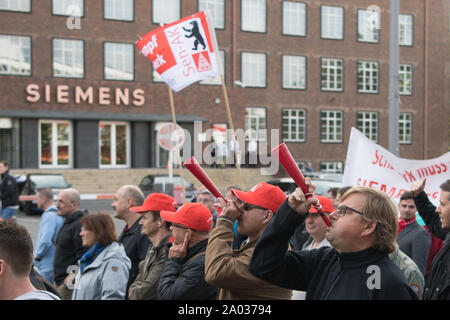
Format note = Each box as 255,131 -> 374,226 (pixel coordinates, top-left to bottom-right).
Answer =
205,182 -> 292,299
157,202 -> 217,299
249,183 -> 418,299
196,187 -> 218,227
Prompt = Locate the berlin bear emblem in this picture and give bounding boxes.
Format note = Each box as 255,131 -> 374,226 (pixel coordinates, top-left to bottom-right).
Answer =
183,21 -> 206,51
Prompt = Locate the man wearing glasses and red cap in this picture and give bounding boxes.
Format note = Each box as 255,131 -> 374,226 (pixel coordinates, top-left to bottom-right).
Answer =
127,193 -> 176,300
204,182 -> 293,300
249,183 -> 418,300
156,202 -> 217,300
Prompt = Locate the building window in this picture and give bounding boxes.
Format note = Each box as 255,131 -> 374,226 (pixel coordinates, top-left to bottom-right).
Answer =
0,34 -> 31,76
53,38 -> 84,78
39,120 -> 72,168
357,9 -> 379,43
152,0 -> 180,24
399,63 -> 412,95
399,113 -> 412,144
241,0 -> 266,33
399,14 -> 413,46
282,55 -> 306,90
296,161 -> 306,171
357,61 -> 379,93
282,109 -> 306,142
0,0 -> 30,12
320,161 -> 343,173
199,0 -> 225,29
104,0 -> 133,21
357,111 -> 378,142
52,0 -> 83,16
245,107 -> 266,141
321,58 -> 343,92
282,1 -> 306,36
241,52 -> 266,88
321,5 -> 344,40
200,49 -> 225,85
99,122 -> 130,168
320,110 -> 343,143
104,42 -> 134,81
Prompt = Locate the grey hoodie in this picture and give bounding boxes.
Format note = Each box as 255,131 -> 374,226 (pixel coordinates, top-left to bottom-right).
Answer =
72,242 -> 131,300
15,290 -> 60,300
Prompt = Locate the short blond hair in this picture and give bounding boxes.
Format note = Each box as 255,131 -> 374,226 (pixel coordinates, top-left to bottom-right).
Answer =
342,187 -> 398,254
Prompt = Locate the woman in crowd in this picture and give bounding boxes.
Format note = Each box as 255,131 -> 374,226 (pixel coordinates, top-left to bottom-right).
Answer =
71,212 -> 131,300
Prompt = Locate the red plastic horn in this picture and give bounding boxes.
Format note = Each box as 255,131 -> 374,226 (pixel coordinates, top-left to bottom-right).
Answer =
183,156 -> 225,200
271,143 -> 332,227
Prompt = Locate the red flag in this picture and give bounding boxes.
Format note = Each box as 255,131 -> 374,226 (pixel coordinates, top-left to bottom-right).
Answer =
137,11 -> 221,92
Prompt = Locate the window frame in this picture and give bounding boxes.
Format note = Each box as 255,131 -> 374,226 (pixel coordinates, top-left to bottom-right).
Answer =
399,14 -> 414,47
320,57 -> 344,92
152,0 -> 181,25
241,51 -> 267,88
241,0 -> 267,33
320,110 -> 344,143
99,121 -> 131,168
245,107 -> 267,142
281,108 -> 306,143
52,37 -> 85,79
320,5 -> 344,40
198,0 -> 226,30
282,1 -> 307,37
0,0 -> 31,12
399,63 -> 413,96
52,0 -> 85,18
103,0 -> 134,22
38,120 -> 73,169
399,112 -> 413,144
282,54 -> 307,90
356,111 -> 379,142
0,34 -> 32,76
320,161 -> 343,173
357,60 -> 379,94
357,8 -> 380,43
103,41 -> 135,81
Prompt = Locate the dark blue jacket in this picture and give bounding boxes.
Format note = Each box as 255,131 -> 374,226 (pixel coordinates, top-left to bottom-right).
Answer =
0,169 -> 19,208
414,191 -> 450,300
249,200 -> 418,300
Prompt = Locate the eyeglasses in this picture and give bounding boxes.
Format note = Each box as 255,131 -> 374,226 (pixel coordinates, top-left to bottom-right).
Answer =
333,205 -> 364,217
242,202 -> 268,211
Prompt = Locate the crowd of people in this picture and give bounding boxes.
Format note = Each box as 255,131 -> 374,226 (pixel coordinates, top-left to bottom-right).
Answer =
0,158 -> 449,300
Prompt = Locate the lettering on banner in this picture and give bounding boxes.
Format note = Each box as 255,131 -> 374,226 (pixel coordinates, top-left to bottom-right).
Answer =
356,178 -> 440,200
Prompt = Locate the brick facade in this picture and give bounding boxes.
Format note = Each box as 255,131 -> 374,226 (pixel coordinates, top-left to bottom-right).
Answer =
0,0 -> 448,171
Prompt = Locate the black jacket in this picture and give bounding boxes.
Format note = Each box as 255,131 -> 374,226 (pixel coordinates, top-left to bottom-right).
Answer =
157,239 -> 217,300
414,191 -> 450,300
249,200 -> 418,300
118,217 -> 151,290
0,169 -> 19,208
53,210 -> 87,286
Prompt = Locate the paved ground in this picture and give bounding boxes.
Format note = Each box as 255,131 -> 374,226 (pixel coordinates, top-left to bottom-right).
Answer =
14,199 -> 126,247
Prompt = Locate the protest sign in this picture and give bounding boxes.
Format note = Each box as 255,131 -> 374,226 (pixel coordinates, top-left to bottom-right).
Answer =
343,128 -> 450,206
136,11 -> 220,92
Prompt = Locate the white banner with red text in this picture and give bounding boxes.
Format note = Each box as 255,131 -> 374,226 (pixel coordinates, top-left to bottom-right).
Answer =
343,127 -> 450,206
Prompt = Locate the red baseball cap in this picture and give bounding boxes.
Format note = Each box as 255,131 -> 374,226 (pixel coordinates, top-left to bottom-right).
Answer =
130,193 -> 177,213
231,182 -> 287,213
160,202 -> 213,231
309,195 -> 335,214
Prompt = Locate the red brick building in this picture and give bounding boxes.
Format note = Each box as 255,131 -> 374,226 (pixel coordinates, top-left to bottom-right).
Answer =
0,0 -> 449,173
